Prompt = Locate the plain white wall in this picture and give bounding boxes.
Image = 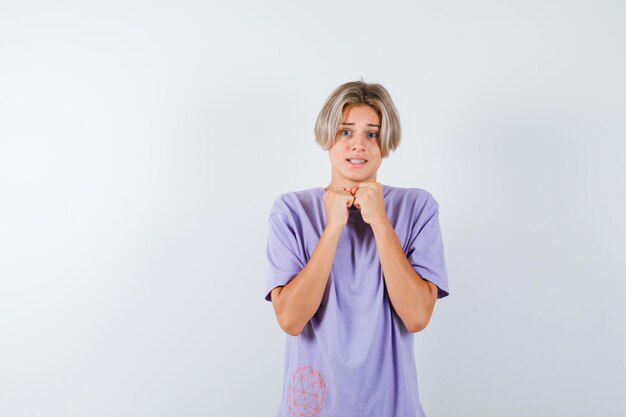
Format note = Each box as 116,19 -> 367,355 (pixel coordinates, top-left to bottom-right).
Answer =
1,1 -> 624,416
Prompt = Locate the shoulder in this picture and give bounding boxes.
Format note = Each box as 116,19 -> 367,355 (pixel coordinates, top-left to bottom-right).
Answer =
269,187 -> 322,217
384,184 -> 439,211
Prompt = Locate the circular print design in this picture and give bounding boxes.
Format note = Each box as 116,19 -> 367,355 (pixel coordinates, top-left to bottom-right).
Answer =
288,366 -> 327,417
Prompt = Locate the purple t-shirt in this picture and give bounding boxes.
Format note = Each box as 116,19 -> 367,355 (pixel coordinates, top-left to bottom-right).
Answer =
265,184 -> 450,417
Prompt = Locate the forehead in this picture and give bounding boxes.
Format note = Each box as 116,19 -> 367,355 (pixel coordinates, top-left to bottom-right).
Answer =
340,104 -> 381,125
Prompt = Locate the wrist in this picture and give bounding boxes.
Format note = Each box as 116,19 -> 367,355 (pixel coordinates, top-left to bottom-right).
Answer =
323,223 -> 344,236
370,217 -> 392,234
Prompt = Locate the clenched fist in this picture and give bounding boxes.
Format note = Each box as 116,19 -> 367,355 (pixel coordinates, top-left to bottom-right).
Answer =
352,182 -> 387,226
323,187 -> 355,231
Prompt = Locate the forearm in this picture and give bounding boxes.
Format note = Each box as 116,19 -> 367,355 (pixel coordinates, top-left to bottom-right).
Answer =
371,218 -> 436,332
273,225 -> 343,335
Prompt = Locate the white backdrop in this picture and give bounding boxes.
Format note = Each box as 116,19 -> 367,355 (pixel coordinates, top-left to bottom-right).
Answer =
1,1 -> 624,416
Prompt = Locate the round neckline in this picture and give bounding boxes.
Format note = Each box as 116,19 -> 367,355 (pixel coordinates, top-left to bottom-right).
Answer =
316,184 -> 390,198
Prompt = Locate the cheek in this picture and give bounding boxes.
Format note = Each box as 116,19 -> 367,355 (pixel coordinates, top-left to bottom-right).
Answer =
372,145 -> 382,159
329,150 -> 344,164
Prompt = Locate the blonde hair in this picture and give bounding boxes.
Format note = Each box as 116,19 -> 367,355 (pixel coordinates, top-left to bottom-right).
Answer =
314,80 -> 401,158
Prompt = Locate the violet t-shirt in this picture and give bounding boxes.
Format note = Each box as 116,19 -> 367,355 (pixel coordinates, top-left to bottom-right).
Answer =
265,184 -> 450,417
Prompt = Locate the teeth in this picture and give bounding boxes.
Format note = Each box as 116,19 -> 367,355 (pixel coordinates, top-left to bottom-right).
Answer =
349,159 -> 366,163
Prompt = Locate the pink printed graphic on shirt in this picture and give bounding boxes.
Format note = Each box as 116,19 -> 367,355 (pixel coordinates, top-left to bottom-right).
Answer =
288,366 -> 327,417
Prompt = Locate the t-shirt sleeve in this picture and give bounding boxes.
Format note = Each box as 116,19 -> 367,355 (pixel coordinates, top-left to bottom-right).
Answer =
264,210 -> 306,302
406,193 -> 450,299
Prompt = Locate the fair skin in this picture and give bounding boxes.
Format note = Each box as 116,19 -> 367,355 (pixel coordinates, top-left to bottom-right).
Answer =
271,104 -> 438,335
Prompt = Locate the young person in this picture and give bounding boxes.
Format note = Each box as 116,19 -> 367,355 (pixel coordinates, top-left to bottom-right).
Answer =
264,80 -> 450,417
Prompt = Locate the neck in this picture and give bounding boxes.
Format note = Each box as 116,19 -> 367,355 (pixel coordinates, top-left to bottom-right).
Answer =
324,178 -> 377,192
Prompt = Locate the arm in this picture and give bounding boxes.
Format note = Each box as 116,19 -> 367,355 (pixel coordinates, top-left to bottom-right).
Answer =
371,218 -> 438,333
270,224 -> 343,336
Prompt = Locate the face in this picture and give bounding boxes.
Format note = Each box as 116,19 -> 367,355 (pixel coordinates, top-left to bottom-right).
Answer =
327,104 -> 383,189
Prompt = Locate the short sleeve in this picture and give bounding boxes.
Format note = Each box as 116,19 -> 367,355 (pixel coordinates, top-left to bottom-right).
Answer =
406,194 -> 450,299
264,211 -> 306,302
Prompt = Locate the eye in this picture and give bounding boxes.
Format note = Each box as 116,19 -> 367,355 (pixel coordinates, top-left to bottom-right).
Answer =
368,131 -> 379,139
339,129 -> 351,136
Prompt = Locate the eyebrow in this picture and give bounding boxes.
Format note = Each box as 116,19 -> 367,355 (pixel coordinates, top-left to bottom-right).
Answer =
340,122 -> 381,128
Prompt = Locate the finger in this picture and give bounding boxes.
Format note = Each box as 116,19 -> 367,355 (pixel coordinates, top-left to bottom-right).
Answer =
332,187 -> 352,197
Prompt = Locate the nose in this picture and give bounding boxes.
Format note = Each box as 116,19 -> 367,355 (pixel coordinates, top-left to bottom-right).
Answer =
351,133 -> 368,151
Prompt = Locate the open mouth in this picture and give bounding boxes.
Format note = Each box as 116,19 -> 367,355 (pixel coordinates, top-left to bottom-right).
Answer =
346,158 -> 367,166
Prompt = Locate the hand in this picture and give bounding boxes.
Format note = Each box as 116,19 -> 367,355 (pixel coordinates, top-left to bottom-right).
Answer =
352,182 -> 388,226
323,187 -> 355,230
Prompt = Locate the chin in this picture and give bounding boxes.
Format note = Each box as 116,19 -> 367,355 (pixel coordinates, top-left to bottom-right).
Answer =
347,175 -> 372,183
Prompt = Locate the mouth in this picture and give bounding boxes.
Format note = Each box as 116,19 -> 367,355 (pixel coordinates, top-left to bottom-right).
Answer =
346,158 -> 367,167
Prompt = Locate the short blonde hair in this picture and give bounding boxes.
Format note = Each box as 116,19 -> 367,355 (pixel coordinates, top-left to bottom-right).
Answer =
314,80 -> 401,158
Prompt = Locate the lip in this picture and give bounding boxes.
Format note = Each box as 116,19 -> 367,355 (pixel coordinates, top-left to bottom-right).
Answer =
346,159 -> 367,168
